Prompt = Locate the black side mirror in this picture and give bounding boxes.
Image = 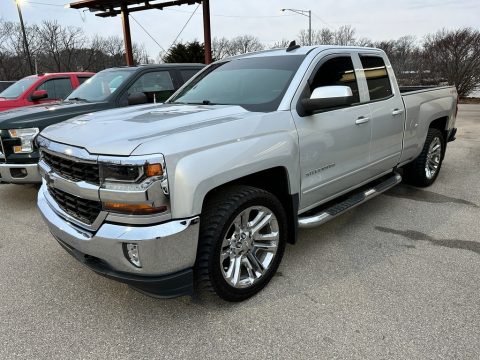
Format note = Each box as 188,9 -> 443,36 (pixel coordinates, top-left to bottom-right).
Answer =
127,92 -> 148,106
301,86 -> 354,114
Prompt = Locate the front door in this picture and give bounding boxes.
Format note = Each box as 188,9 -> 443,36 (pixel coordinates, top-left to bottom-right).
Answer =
292,54 -> 372,211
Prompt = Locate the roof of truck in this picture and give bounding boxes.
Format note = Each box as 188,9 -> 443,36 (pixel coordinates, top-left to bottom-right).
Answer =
229,45 -> 383,60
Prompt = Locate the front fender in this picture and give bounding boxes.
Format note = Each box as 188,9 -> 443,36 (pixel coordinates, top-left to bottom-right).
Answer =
169,132 -> 300,218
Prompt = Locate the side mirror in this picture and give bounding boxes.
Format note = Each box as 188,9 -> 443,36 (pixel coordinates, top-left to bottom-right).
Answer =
128,92 -> 148,106
30,89 -> 48,101
301,85 -> 354,113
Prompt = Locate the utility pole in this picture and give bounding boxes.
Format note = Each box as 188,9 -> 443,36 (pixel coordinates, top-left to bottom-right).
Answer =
16,0 -> 34,74
308,10 -> 312,46
281,8 -> 312,46
202,0 -> 212,64
120,3 -> 134,66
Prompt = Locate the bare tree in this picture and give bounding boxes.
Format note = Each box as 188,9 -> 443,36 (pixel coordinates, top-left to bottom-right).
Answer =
316,28 -> 335,45
229,35 -> 264,55
212,37 -> 231,60
423,28 -> 480,97
356,37 -> 373,47
270,39 -> 291,49
298,26 -> 357,46
0,19 -> 148,79
211,35 -> 264,59
335,25 -> 356,46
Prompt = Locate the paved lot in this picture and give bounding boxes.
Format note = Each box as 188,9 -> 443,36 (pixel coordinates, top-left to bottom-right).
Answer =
1,105 -> 479,359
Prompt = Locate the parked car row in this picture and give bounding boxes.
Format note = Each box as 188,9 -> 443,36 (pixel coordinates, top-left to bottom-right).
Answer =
0,44 -> 458,302
0,64 -> 203,183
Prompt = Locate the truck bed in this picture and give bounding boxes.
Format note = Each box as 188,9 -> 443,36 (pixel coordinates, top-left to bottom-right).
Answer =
398,85 -> 457,166
399,85 -> 452,95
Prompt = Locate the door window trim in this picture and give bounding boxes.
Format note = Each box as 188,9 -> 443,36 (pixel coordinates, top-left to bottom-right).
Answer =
357,53 -> 396,103
34,77 -> 72,100
117,69 -> 176,104
294,52 -> 367,117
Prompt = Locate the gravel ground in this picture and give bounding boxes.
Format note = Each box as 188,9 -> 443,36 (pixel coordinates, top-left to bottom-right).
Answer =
0,105 -> 479,359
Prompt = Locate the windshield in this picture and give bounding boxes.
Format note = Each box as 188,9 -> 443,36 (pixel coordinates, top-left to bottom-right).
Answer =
66,69 -> 134,102
169,55 -> 305,112
0,76 -> 37,99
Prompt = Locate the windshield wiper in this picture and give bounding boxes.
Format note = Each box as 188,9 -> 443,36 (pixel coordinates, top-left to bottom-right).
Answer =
66,97 -> 89,103
170,100 -> 220,105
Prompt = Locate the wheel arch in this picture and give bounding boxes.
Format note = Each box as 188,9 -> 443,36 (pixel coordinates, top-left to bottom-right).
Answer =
202,167 -> 299,245
428,116 -> 449,158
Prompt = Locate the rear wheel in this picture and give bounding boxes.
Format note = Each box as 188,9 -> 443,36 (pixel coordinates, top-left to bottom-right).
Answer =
403,128 -> 445,187
195,185 -> 287,302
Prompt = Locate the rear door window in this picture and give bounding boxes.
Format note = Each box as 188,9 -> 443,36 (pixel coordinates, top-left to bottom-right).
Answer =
360,56 -> 393,101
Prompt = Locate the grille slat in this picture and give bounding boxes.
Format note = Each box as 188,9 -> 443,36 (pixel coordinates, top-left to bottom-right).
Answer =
42,152 -> 99,184
48,187 -> 102,225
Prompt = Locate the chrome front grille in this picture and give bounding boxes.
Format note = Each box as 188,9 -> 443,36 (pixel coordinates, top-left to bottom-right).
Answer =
48,187 -> 102,225
42,151 -> 100,184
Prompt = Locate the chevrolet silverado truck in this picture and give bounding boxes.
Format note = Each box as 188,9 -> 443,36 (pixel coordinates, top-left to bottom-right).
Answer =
36,44 -> 458,301
0,64 -> 203,183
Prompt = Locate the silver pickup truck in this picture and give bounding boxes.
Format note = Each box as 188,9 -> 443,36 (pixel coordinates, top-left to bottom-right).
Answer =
36,45 -> 458,301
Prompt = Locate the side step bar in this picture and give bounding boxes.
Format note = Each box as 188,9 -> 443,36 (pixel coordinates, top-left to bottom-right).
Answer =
298,173 -> 402,229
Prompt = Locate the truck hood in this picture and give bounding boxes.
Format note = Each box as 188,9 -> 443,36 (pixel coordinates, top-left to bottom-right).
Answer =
0,101 -> 111,130
41,103 -> 252,156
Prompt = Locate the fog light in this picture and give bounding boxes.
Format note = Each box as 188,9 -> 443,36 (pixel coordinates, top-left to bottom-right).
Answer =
124,243 -> 141,268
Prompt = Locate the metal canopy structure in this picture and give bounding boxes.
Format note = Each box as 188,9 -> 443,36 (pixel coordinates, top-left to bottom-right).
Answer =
68,0 -> 212,66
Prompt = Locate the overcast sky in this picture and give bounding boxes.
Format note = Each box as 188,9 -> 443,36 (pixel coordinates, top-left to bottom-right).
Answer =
2,0 -> 479,56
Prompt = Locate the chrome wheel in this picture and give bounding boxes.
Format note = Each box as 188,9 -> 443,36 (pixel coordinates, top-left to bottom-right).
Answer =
220,206 -> 279,289
425,136 -> 442,179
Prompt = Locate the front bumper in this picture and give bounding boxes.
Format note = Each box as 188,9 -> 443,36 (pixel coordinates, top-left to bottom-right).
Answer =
38,187 -> 200,297
0,163 -> 41,183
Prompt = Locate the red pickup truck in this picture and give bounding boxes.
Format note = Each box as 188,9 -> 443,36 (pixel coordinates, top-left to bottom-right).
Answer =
0,72 -> 94,111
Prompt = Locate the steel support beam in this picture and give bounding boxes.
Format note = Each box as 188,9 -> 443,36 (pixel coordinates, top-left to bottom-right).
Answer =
121,4 -> 134,66
202,0 -> 212,64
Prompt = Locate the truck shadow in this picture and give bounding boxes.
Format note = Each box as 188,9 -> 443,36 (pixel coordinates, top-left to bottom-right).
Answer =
375,226 -> 480,256
384,184 -> 478,207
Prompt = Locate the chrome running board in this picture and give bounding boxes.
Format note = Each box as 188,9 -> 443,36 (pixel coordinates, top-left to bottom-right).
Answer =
298,173 -> 402,229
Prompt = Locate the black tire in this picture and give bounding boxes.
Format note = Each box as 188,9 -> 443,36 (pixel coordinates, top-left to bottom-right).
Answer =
403,128 -> 445,187
195,185 -> 287,302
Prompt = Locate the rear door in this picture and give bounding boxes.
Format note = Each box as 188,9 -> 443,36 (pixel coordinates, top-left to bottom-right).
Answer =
359,54 -> 405,176
291,52 -> 373,211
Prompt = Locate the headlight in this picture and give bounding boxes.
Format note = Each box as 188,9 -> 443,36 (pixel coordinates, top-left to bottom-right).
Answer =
100,163 -> 163,183
8,128 -> 40,154
100,161 -> 168,215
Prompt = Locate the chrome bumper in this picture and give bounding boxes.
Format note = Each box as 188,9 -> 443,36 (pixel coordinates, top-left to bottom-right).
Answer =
0,163 -> 41,183
38,187 -> 200,276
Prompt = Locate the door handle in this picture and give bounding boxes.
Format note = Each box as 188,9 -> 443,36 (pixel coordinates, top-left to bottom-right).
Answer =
392,108 -> 404,116
355,116 -> 370,125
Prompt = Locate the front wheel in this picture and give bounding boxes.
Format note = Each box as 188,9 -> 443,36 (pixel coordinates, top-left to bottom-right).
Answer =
195,185 -> 287,302
403,128 -> 445,187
